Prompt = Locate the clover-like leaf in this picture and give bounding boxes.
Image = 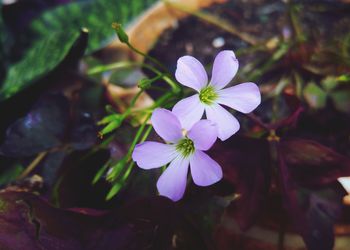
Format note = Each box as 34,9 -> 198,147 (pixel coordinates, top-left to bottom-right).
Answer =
0,191 -> 206,250
0,93 -> 69,157
280,138 -> 350,187
278,151 -> 345,250
303,82 -> 327,109
210,136 -> 271,230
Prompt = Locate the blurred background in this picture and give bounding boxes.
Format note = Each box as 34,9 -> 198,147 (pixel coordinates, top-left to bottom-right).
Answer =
0,0 -> 350,249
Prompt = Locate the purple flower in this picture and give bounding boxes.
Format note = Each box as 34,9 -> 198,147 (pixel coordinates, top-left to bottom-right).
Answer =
132,108 -> 222,201
173,50 -> 261,141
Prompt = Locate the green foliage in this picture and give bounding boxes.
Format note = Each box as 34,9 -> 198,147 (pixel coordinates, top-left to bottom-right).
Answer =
330,90 -> 350,114
303,82 -> 327,109
0,31 -> 82,101
92,161 -> 110,184
320,76 -> 339,92
98,114 -> 124,136
303,76 -> 350,113
0,0 -> 157,101
0,164 -> 23,186
30,0 -> 156,54
112,23 -> 129,44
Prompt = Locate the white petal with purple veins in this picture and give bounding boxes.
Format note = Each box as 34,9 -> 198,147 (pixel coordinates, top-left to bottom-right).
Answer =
188,120 -> 217,151
210,50 -> 239,90
217,82 -> 261,113
157,156 -> 190,201
151,108 -> 183,143
172,94 -> 205,130
132,142 -> 177,169
205,103 -> 240,141
190,150 -> 223,186
175,56 -> 208,91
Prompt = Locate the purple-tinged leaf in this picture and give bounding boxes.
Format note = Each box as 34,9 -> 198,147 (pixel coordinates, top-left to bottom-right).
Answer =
280,138 -> 350,187
302,186 -> 344,250
271,106 -> 304,130
70,111 -> 97,150
0,191 -> 207,250
278,149 -> 346,250
271,93 -> 304,130
210,136 -> 271,230
0,93 -> 69,157
0,190 -> 102,250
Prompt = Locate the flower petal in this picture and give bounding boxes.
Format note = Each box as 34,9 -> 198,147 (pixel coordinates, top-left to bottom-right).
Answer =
151,108 -> 183,143
132,142 -> 177,169
205,103 -> 240,141
188,120 -> 217,151
210,50 -> 239,90
190,150 -> 223,186
172,94 -> 205,130
175,56 -> 208,91
217,82 -> 261,113
157,156 -> 190,201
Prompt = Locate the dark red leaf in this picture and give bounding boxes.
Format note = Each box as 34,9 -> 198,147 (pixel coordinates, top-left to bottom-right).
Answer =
271,93 -> 304,130
278,149 -> 346,250
0,191 -> 206,250
280,138 -> 350,187
210,136 -> 271,230
0,191 -> 101,250
0,94 -> 69,157
272,106 -> 304,130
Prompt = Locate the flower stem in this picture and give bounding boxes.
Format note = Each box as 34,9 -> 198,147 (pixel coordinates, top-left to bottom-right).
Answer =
106,120 -> 153,200
125,41 -> 171,74
250,42 -> 290,82
121,89 -> 144,118
247,113 -> 270,130
126,113 -> 152,162
88,61 -> 179,92
17,151 -> 48,180
87,61 -> 138,75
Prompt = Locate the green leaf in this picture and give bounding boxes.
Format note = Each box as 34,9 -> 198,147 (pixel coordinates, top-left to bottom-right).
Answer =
106,182 -> 123,200
337,74 -> 350,82
92,161 -> 110,184
330,90 -> 350,114
0,0 -> 156,101
303,82 -> 327,109
0,30 -> 87,101
0,164 -> 23,186
29,0 -> 157,54
320,76 -> 339,92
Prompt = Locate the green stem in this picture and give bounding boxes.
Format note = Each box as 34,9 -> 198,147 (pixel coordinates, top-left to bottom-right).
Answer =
289,3 -> 306,43
121,89 -> 144,119
140,124 -> 153,142
88,61 -> 179,92
87,61 -> 138,75
126,42 -> 171,74
250,43 -> 290,82
125,113 -> 152,161
118,124 -> 153,184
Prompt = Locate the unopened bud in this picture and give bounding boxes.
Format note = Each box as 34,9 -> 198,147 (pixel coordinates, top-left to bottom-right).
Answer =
112,22 -> 129,44
138,78 -> 152,90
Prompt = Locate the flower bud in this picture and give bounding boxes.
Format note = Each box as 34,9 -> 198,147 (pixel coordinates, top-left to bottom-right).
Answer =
138,78 -> 152,90
112,22 -> 129,44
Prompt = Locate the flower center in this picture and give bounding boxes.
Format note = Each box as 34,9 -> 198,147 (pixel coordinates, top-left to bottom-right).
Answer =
199,86 -> 218,105
176,138 -> 195,157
